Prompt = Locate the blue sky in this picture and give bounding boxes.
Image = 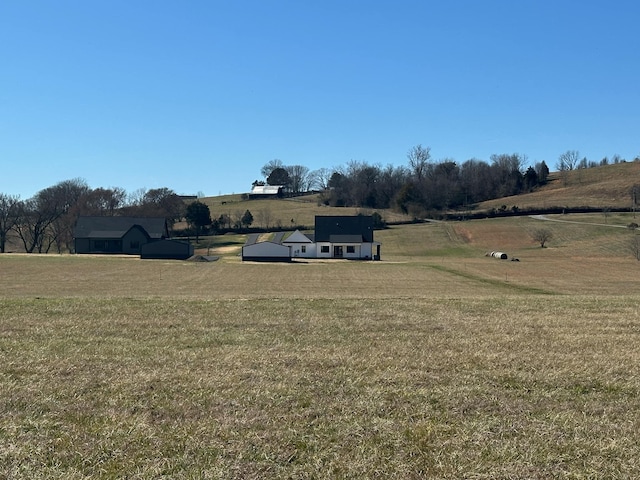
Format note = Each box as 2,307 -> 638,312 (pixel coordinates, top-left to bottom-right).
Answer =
2,1 -> 639,198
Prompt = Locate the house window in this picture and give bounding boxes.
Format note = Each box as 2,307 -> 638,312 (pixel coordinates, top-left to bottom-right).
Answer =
94,240 -> 105,250
321,245 -> 329,253
347,245 -> 355,254
130,241 -> 140,249
301,245 -> 306,253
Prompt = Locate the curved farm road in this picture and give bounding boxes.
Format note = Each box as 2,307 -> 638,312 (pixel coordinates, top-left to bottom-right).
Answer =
530,214 -> 630,229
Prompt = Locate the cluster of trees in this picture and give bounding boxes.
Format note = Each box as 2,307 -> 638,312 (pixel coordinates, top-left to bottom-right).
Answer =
256,147 -> 640,217
253,159 -> 333,193
556,150 -> 631,171
259,147 -> 551,217
184,201 -> 255,240
0,179 -> 188,253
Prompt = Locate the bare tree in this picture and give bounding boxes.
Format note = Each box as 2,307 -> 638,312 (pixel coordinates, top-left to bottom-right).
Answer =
79,187 -> 127,216
631,184 -> 640,218
261,159 -> 284,179
14,180 -> 89,253
630,234 -> 640,261
127,188 -> 147,207
407,144 -> 431,182
531,228 -> 553,248
308,167 -> 333,191
0,193 -> 20,253
256,208 -> 273,229
14,198 -> 55,253
48,178 -> 91,253
557,150 -> 580,172
286,165 -> 310,194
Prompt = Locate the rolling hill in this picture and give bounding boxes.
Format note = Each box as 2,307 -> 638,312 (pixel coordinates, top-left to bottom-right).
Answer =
199,162 -> 640,229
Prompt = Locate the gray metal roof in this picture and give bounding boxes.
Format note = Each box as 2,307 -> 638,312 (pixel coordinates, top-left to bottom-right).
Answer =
250,185 -> 283,195
74,216 -> 168,239
245,233 -> 260,245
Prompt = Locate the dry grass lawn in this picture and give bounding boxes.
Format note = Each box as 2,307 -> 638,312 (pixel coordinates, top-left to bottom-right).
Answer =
2,217 -> 640,478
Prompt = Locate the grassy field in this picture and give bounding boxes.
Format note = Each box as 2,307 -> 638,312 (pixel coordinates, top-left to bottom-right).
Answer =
196,193 -> 412,231
479,161 -> 640,211
2,217 -> 640,478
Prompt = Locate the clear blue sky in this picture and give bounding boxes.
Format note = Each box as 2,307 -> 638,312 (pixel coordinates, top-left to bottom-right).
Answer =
2,1 -> 639,198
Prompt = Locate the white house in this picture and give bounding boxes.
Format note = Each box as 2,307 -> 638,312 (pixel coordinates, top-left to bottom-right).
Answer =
282,229 -> 316,258
313,215 -> 380,260
244,215 -> 381,262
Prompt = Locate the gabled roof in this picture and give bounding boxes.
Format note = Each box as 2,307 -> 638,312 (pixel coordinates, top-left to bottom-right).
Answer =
283,229 -> 313,244
314,215 -> 374,243
74,216 -> 168,239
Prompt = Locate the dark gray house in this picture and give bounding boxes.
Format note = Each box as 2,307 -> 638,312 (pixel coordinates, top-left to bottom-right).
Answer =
74,216 -> 173,256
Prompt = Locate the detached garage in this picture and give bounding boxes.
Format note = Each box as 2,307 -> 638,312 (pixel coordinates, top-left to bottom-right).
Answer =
242,242 -> 291,262
140,239 -> 194,260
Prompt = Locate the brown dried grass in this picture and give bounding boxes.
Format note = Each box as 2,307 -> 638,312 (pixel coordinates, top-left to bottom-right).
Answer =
2,217 -> 640,478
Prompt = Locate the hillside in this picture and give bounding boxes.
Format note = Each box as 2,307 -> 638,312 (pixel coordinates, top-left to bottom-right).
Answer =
197,193 -> 413,230
478,161 -> 640,211
197,162 -> 640,229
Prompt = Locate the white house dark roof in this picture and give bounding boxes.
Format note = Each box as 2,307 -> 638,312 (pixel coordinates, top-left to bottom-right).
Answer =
74,216 -> 168,239
315,216 -> 374,243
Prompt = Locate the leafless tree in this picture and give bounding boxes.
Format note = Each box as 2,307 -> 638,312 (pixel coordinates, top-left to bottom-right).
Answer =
127,188 -> 147,207
531,228 -> 553,248
257,208 -> 273,229
407,144 -> 431,182
0,193 -> 20,253
261,159 -> 284,179
557,150 -> 580,172
286,165 -> 310,194
79,187 -> 127,216
15,179 -> 90,253
308,167 -> 333,191
631,184 -> 640,218
630,234 -> 640,261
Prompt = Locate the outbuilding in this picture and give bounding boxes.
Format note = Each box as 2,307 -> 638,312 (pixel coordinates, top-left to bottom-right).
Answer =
140,239 -> 194,260
242,241 -> 291,262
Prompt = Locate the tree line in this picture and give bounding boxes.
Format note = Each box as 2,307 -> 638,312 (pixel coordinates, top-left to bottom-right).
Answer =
0,179 -> 188,253
2,146 -> 636,253
257,146 -> 552,217
256,147 -> 639,217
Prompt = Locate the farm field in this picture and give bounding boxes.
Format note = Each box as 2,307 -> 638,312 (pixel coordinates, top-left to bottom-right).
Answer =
2,216 -> 640,478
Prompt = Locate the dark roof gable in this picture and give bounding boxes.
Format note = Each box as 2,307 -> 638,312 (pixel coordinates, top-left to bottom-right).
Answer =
314,215 -> 374,243
74,216 -> 169,239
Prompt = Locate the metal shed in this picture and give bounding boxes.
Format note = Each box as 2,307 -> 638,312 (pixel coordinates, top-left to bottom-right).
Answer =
241,242 -> 291,262
140,239 -> 194,260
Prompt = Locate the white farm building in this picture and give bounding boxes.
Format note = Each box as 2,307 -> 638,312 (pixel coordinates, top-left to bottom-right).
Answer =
241,215 -> 381,262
